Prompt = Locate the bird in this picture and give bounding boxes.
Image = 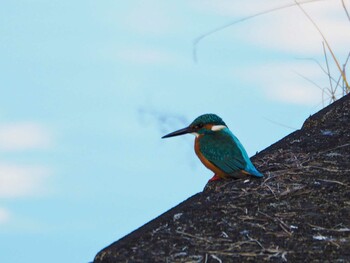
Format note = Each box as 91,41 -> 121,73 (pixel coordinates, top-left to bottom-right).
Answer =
162,113 -> 263,182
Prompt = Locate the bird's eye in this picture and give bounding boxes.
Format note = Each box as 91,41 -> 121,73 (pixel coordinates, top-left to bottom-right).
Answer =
195,123 -> 204,129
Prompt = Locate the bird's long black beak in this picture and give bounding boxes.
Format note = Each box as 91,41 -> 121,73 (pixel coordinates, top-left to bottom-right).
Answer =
162,127 -> 191,138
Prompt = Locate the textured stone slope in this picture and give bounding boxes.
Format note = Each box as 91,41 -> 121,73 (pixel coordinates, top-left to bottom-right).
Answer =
94,94 -> 350,263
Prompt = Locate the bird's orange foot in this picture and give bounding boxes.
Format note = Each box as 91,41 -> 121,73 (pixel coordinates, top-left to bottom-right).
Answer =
208,174 -> 222,182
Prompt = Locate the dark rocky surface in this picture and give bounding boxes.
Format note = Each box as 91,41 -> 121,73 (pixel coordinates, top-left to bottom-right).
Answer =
94,94 -> 350,263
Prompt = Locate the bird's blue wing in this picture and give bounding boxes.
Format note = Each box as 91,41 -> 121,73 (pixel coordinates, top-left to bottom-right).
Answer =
199,128 -> 263,178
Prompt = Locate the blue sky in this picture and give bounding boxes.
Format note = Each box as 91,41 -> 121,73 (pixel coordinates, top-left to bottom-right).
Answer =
1,1 -> 349,262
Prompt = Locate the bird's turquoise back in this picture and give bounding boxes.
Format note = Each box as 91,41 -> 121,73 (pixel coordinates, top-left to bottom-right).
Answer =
198,127 -> 263,178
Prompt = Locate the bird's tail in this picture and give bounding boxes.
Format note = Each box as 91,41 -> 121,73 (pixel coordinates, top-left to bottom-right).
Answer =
245,164 -> 263,178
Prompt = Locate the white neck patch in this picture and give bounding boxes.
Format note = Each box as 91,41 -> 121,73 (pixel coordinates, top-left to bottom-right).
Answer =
191,132 -> 200,137
211,125 -> 226,131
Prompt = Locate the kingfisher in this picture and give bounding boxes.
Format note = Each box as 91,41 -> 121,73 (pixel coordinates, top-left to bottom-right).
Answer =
162,113 -> 263,182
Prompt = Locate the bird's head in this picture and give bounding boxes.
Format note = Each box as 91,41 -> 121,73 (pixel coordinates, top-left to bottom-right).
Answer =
162,113 -> 227,139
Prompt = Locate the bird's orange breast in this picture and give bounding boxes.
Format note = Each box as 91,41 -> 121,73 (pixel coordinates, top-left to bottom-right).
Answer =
194,136 -> 228,179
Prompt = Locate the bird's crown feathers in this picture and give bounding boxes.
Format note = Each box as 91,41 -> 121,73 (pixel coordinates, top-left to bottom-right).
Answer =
190,114 -> 226,127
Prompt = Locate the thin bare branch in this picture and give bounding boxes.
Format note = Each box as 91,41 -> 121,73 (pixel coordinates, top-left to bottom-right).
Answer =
322,42 -> 337,102
341,52 -> 350,95
293,70 -> 332,106
262,117 -> 297,131
193,0 -> 326,62
295,57 -> 328,75
341,0 -> 350,22
293,70 -> 329,93
294,0 -> 350,91
295,57 -> 343,91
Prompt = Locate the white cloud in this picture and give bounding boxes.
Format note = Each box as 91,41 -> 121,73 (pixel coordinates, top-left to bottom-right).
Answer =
0,207 -> 11,224
264,82 -> 322,105
192,0 -> 350,55
0,163 -> 51,198
234,61 -> 329,105
191,0 -> 349,104
191,0 -> 285,17
243,2 -> 350,55
0,122 -> 52,151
